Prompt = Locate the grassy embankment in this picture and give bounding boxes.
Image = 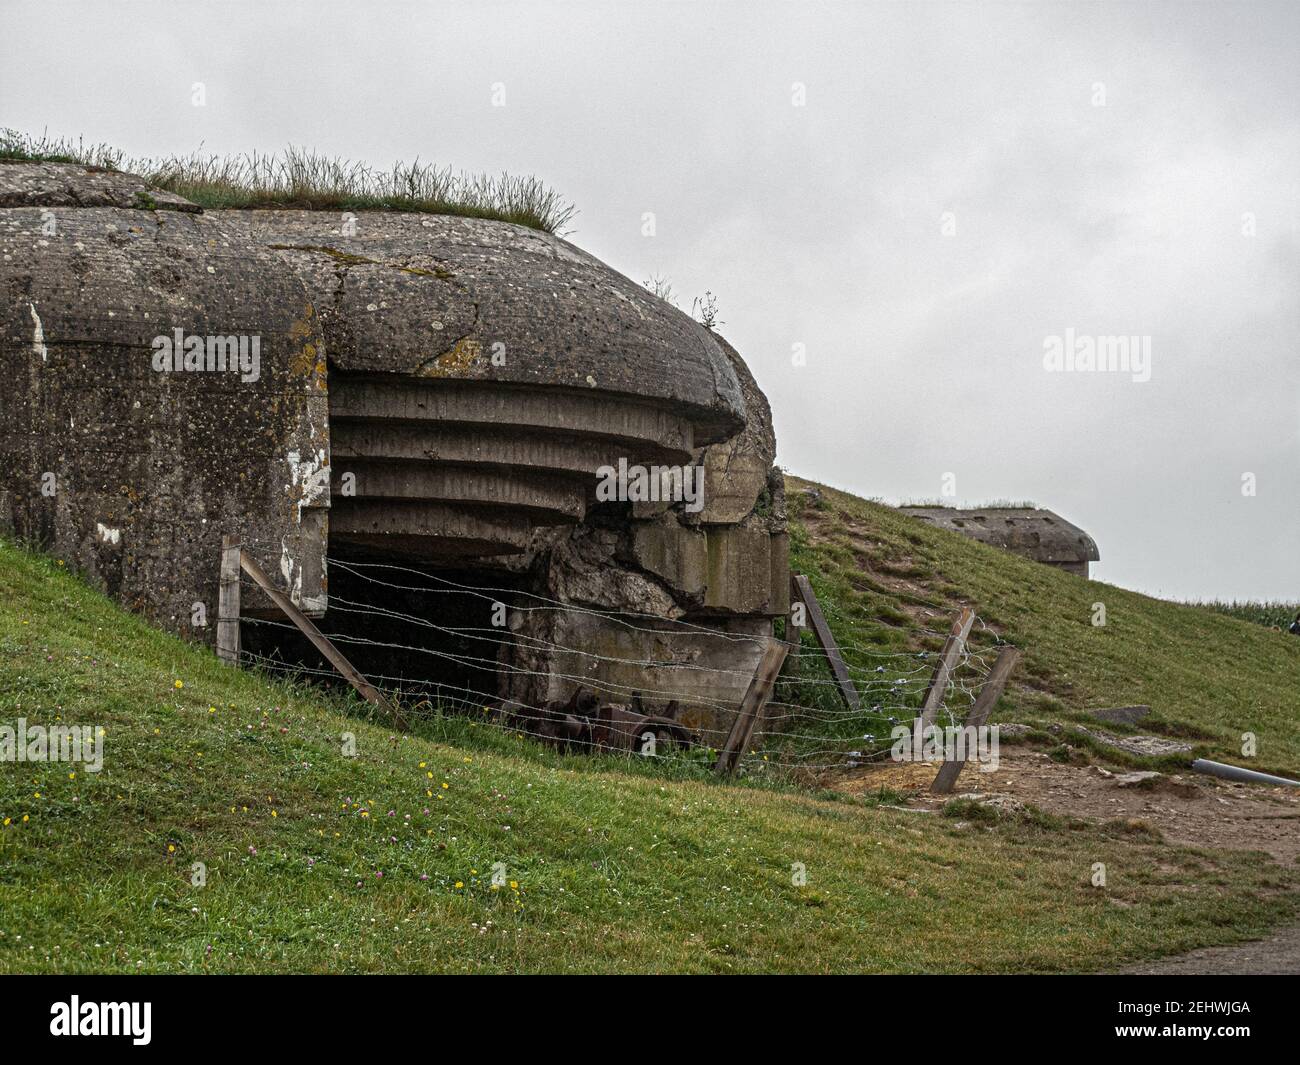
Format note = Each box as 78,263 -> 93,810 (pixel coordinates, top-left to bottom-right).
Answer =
2,536 -> 1297,973
783,475 -> 1300,778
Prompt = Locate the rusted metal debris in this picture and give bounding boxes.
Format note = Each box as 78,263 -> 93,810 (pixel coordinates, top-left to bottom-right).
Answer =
498,688 -> 694,754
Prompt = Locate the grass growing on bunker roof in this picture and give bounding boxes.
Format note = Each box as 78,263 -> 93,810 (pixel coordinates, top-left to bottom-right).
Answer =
896,498 -> 1043,510
0,129 -> 575,233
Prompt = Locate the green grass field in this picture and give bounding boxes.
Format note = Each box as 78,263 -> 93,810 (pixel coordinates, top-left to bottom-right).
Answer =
2,529 -> 1298,973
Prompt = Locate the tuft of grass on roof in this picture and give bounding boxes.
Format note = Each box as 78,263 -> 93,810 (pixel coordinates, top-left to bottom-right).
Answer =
0,129 -> 124,169
897,499 -> 1041,510
0,129 -> 575,234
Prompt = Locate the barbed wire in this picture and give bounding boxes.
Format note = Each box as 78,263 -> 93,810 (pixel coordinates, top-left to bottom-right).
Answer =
237,567 -> 1006,779
240,613 -> 991,720
287,596 -> 946,688
325,556 -> 980,661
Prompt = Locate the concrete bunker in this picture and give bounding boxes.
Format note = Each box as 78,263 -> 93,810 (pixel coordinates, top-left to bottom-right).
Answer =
899,506 -> 1099,577
0,161 -> 788,740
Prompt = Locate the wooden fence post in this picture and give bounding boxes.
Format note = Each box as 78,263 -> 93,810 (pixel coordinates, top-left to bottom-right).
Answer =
238,548 -> 407,729
918,606 -> 975,728
788,574 -> 806,642
217,535 -> 241,665
715,639 -> 790,776
930,645 -> 1019,795
790,574 -> 860,712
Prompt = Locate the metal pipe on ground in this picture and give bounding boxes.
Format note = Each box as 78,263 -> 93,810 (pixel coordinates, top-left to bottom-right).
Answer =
1190,759 -> 1300,788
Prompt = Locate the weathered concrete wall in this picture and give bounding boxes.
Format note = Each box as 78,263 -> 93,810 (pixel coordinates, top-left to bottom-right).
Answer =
693,337 -> 777,524
508,606 -> 774,744
0,166 -> 329,639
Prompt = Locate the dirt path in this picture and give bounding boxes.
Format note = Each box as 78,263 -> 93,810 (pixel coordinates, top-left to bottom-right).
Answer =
834,744 -> 1300,863
1116,923 -> 1300,974
834,744 -> 1300,973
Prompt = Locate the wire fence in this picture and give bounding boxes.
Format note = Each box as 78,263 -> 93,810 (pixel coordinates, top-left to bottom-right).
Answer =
237,554 -> 1006,781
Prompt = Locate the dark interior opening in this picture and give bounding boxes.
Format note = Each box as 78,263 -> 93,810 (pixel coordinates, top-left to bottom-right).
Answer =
241,545 -> 530,709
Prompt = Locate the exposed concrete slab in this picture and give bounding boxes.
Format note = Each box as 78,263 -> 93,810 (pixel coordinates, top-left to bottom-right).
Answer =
330,377 -> 696,459
331,500 -> 535,556
340,461 -> 586,522
1091,705 -> 1152,726
630,515 -> 707,598
698,446 -> 771,524
331,421 -> 644,480
505,607 -> 774,745
0,161 -> 202,213
769,531 -> 791,615
704,523 -> 774,615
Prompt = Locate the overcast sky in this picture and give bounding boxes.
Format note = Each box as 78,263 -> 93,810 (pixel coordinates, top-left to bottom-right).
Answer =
4,1 -> 1297,600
